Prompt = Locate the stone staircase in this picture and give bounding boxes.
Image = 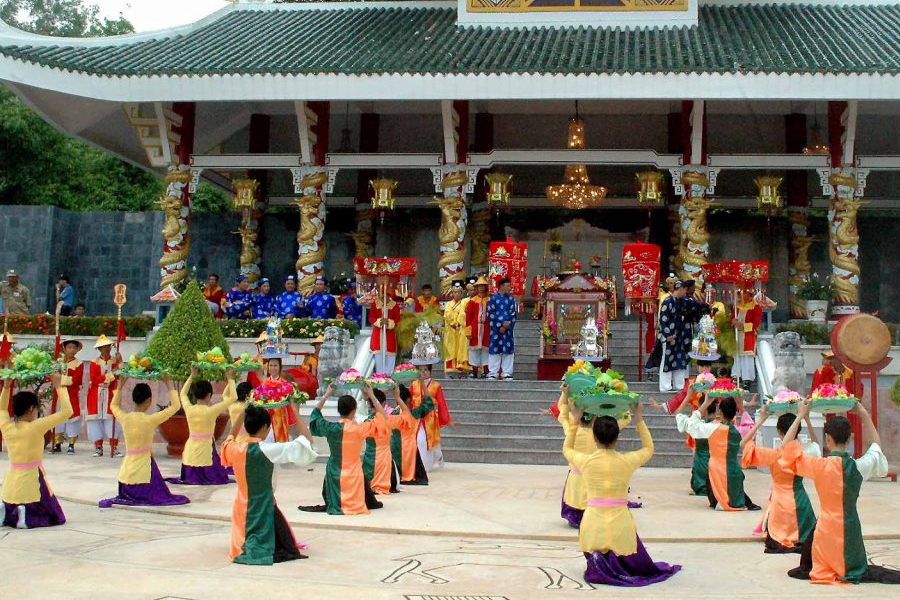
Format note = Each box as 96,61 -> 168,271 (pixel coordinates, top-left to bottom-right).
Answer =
436,316 -> 691,468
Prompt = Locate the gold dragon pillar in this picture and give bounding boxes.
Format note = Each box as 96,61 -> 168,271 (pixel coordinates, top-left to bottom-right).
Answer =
677,170 -> 712,286
158,166 -> 193,289
828,171 -> 861,312
294,172 -> 328,295
349,206 -> 375,258
469,206 -> 491,273
436,171 -> 469,298
787,209 -> 814,319
232,178 -> 262,286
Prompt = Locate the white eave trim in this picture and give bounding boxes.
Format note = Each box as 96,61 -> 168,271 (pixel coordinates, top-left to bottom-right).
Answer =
3,56 -> 900,101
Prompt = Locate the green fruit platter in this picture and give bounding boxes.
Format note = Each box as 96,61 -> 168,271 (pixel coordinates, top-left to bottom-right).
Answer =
765,390 -> 802,414
249,380 -> 309,409
706,379 -> 741,399
391,364 -> 419,384
191,346 -> 230,371
231,352 -> 262,373
115,352 -> 169,381
0,346 -> 64,384
574,386 -> 640,418
809,384 -> 857,414
367,373 -> 395,390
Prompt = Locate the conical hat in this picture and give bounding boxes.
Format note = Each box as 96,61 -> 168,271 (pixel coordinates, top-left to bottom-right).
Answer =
474,276 -> 489,286
94,334 -> 114,349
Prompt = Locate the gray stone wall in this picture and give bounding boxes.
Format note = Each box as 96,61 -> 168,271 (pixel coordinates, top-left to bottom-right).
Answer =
1,205 -> 898,322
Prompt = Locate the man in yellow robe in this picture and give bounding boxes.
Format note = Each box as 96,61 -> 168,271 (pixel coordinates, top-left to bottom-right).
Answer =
442,281 -> 469,378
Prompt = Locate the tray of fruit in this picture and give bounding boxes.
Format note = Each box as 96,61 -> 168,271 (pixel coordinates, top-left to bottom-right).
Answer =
391,363 -> 420,383
249,380 -> 310,409
691,372 -> 716,392
564,361 -> 599,396
0,346 -> 64,384
231,352 -> 262,373
192,346 -> 230,371
573,370 -> 639,416
706,378 -> 740,398
116,352 -> 169,380
367,373 -> 395,390
765,390 -> 802,414
809,383 -> 857,413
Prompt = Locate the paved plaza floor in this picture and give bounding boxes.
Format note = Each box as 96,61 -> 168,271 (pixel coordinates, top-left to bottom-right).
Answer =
2,449 -> 899,598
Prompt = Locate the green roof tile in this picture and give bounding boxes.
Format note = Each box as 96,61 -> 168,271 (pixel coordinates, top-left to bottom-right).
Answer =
2,4 -> 900,77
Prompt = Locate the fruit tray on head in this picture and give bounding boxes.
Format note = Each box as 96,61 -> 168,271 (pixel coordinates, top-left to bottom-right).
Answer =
810,397 -> 857,414
574,388 -> 640,419
367,374 -> 396,390
765,390 -> 803,415
191,346 -> 230,371
0,346 -> 66,384
565,372 -> 598,396
116,352 -> 169,381
392,364 -> 420,384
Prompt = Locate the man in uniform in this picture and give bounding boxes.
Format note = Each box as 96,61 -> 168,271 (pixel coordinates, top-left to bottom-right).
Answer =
304,276 -> 338,319
223,275 -> 253,319
275,275 -> 305,319
0,269 -> 31,315
86,335 -> 122,457
487,278 -> 517,381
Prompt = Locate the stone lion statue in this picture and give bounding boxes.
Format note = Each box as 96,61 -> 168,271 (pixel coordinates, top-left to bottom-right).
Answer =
772,331 -> 806,394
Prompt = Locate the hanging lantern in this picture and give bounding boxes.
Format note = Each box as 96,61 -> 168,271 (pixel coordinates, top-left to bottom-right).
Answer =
546,117 -> 607,210
369,178 -> 398,211
754,175 -> 783,210
636,171 -> 665,206
232,178 -> 259,210
485,172 -> 513,207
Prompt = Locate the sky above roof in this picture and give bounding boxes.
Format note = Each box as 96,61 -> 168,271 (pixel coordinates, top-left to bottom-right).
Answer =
95,0 -> 225,32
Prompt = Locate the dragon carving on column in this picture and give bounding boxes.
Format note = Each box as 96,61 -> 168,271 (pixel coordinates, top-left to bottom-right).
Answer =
158,167 -> 192,289
828,173 -> 861,307
469,207 -> 491,272
435,172 -> 469,298
349,207 -> 374,258
668,206 -> 682,276
677,171 -> 711,286
232,178 -> 262,286
788,210 -> 814,319
294,172 -> 328,295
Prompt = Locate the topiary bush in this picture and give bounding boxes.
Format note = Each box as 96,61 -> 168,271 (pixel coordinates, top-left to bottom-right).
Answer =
146,280 -> 231,380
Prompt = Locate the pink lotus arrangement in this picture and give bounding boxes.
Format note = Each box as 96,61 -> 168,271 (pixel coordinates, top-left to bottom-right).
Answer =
771,390 -> 803,404
394,363 -> 417,374
811,383 -> 850,400
695,372 -> 716,384
250,380 -> 309,408
392,363 -> 420,383
367,373 -> 394,388
338,368 -> 364,384
711,378 -> 737,391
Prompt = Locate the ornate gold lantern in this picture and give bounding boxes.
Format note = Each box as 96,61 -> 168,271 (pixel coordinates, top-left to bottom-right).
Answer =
754,175 -> 783,210
485,172 -> 512,207
369,178 -> 398,211
636,171 -> 665,206
232,178 -> 259,210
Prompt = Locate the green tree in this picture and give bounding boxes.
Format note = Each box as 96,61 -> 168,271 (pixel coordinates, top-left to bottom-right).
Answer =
0,0 -> 166,211
146,280 -> 232,381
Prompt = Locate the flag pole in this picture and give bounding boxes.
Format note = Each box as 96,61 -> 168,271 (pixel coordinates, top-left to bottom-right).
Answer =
112,284 -> 128,457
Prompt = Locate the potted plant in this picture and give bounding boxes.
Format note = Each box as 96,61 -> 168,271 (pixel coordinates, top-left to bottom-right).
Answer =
796,274 -> 831,324
146,280 -> 232,457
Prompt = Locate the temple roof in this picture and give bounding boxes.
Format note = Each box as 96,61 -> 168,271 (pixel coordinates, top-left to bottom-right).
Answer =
2,2 -> 900,78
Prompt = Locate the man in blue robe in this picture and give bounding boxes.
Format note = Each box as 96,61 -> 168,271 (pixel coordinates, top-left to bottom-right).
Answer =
658,281 -> 689,392
487,278 -> 517,380
224,275 -> 253,319
341,282 -> 362,327
304,276 -> 337,319
251,278 -> 276,319
275,275 -> 304,319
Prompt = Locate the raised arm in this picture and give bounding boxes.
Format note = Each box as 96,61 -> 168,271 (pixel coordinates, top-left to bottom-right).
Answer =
149,376 -> 182,427
209,372 -> 238,414
35,374 -> 73,431
180,371 -> 195,411
110,387 -> 124,421
0,380 -> 10,425
562,402 -> 590,471
781,400 -> 807,445
625,401 -> 654,468
802,411 -> 820,449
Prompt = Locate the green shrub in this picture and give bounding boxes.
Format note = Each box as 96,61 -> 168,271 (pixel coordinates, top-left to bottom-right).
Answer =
146,280 -> 231,380
7,315 -> 155,337
776,322 -> 831,345
218,317 -> 359,340
795,273 -> 832,301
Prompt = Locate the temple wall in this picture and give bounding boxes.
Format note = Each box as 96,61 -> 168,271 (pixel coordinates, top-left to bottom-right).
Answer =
1,205 -> 898,323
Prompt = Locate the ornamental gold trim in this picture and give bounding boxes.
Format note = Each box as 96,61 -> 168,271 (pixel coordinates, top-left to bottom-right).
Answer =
468,0 -> 688,13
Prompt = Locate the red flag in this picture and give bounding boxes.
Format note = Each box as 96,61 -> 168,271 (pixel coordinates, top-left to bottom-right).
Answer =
0,333 -> 11,362
54,333 -> 62,359
117,319 -> 127,345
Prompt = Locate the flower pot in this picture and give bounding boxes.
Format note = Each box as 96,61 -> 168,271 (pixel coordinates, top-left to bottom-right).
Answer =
805,300 -> 828,324
158,413 -> 230,458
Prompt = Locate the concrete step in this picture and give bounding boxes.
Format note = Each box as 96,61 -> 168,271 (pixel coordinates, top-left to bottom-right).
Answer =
451,410 -> 677,426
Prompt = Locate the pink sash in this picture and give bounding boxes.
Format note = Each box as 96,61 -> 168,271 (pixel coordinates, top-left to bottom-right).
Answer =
10,461 -> 42,470
587,497 -> 628,508
571,466 -> 583,475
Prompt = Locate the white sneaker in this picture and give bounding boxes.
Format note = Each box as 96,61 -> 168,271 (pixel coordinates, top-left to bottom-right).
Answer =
486,374 -> 498,380
16,505 -> 27,529
502,374 -> 513,381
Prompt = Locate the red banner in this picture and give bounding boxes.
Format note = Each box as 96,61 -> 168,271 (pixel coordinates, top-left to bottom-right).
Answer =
702,261 -> 768,285
489,241 -> 528,296
353,257 -> 418,277
622,243 -> 661,300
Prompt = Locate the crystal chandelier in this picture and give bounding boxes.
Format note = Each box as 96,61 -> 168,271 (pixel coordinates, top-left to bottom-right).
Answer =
546,117 -> 607,210
803,105 -> 829,155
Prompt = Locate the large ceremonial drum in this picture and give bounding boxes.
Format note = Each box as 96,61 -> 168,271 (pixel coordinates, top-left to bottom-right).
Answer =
831,314 -> 891,367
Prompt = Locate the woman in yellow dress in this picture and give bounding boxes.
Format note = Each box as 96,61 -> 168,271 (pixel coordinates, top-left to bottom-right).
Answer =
99,374 -> 190,508
556,386 -> 598,528
442,281 -> 470,378
563,399 -> 680,586
1,373 -> 72,528
166,367 -> 237,485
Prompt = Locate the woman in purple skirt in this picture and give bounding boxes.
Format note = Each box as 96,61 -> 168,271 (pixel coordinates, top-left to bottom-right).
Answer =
1,374 -> 71,528
99,375 -> 189,508
165,368 -> 236,485
563,399 -> 680,587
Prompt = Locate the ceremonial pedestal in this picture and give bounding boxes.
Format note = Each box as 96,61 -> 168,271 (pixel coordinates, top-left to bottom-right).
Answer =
537,357 -> 611,381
